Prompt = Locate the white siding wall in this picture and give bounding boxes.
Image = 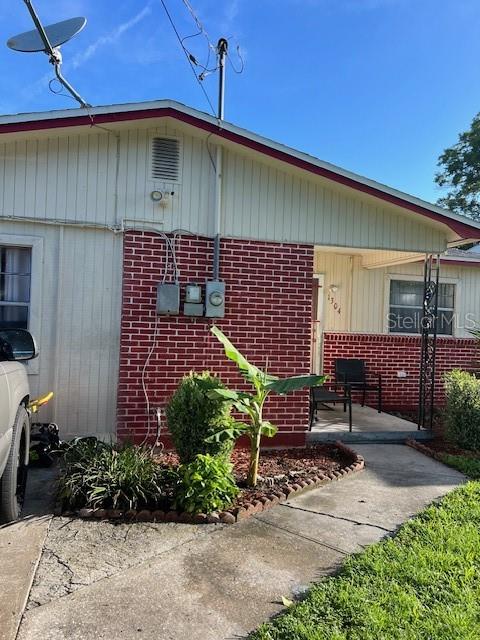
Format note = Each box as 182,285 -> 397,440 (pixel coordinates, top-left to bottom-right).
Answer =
316,250 -> 480,338
0,221 -> 122,439
221,148 -> 448,253
0,121 -> 463,438
0,125 -> 448,251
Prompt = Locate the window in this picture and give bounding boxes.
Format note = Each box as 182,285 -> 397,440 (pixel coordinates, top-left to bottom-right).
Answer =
388,279 -> 455,336
0,246 -> 31,329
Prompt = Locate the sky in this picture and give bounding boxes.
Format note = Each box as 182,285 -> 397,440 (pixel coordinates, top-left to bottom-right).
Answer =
1,0 -> 480,204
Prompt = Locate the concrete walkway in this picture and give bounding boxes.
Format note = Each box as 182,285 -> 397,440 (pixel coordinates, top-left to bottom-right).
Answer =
16,445 -> 465,640
0,467 -> 57,640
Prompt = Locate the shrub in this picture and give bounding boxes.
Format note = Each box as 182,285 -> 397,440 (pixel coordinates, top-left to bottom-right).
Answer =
165,371 -> 234,463
444,369 -> 480,450
59,439 -> 165,510
173,454 -> 239,514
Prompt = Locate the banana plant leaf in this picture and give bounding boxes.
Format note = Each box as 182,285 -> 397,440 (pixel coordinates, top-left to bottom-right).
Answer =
206,388 -> 249,402
260,421 -> 278,437
205,422 -> 250,443
265,374 -> 326,395
210,325 -> 278,382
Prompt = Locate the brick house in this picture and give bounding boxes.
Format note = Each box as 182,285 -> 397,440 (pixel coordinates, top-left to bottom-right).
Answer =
0,100 -> 479,445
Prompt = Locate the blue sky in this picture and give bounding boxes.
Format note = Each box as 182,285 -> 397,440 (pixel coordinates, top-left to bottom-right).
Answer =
1,0 -> 479,204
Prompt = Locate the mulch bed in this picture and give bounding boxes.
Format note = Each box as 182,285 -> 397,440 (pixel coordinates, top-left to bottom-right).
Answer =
418,437 -> 480,459
154,444 -> 351,510
67,443 -> 365,524
406,436 -> 479,463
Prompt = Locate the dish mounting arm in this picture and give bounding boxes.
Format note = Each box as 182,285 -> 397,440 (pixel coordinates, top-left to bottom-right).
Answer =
23,0 -> 90,108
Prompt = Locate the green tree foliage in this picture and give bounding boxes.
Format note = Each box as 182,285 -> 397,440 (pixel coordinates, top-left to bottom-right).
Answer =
165,371 -> 234,463
435,113 -> 480,220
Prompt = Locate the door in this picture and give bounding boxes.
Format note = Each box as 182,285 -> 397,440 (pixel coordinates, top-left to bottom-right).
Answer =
311,274 -> 325,374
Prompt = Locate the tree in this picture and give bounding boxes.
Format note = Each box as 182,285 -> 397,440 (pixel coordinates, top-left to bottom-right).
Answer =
207,326 -> 325,487
435,112 -> 480,221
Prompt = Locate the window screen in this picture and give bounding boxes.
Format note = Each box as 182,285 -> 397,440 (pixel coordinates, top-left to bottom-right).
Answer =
388,280 -> 455,335
0,246 -> 31,329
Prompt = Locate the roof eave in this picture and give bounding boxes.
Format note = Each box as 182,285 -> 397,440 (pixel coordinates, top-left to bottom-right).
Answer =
1,100 -> 480,241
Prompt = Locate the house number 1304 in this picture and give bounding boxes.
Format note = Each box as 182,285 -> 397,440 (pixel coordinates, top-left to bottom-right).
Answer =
327,293 -> 341,315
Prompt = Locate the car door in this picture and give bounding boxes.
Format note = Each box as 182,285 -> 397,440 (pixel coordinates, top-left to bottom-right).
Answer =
0,361 -> 12,476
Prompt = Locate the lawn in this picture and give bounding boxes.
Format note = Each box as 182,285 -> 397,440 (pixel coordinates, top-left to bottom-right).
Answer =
251,479 -> 480,640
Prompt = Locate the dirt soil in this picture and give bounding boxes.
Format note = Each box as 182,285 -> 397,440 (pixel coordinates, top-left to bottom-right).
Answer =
421,437 -> 480,459
155,444 -> 352,512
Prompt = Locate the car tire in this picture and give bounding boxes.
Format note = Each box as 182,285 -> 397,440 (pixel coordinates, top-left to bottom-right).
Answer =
0,405 -> 29,523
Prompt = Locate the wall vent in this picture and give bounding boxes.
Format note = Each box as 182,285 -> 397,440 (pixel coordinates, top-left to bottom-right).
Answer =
151,137 -> 180,182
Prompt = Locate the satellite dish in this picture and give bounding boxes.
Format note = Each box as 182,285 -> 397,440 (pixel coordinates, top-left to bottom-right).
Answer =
7,17 -> 86,53
6,1 -> 89,109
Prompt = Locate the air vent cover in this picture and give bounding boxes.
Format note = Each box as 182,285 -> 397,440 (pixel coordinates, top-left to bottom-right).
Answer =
151,137 -> 180,182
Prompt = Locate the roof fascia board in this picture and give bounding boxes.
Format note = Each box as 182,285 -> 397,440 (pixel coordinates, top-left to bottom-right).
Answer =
1,101 -> 480,239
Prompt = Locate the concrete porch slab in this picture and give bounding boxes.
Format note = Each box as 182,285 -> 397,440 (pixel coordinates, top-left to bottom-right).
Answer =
308,403 -> 432,444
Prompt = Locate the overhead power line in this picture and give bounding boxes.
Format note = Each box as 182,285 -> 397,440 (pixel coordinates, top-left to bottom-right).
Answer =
158,0 -> 216,116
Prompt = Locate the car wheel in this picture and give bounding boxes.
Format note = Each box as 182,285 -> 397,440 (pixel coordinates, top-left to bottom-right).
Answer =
0,405 -> 29,523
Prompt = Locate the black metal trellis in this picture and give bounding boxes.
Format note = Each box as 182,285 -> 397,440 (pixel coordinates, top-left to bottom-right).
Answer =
418,254 -> 440,430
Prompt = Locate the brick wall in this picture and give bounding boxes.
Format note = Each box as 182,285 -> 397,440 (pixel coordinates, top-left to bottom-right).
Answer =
117,232 -> 314,446
323,332 -> 478,410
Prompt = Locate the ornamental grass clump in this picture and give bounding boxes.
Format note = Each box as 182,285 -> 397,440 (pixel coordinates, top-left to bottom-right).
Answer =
59,439 -> 165,510
166,371 -> 235,463
444,369 -> 480,451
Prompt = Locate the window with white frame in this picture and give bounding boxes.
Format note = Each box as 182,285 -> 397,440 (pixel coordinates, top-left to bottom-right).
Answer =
388,279 -> 455,336
0,246 -> 32,329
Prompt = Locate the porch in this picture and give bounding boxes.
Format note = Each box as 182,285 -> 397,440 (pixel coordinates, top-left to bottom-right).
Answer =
310,243 -> 476,436
307,403 -> 433,444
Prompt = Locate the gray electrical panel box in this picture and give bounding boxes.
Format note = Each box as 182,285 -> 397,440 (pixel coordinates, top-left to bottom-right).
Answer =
205,280 -> 225,318
156,283 -> 180,315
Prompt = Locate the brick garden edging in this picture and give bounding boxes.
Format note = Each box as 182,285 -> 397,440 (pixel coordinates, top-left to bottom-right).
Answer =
406,438 -> 446,462
64,442 -> 364,525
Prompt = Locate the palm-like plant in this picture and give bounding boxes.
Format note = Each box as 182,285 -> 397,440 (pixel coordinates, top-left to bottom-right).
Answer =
207,326 -> 326,486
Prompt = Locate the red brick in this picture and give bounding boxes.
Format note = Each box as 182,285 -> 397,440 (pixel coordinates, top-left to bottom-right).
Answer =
117,232 -> 314,445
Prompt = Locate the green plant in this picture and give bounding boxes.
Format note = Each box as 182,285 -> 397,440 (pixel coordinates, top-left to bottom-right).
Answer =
444,369 -> 480,450
207,326 -> 325,487
439,453 -> 480,479
165,371 -> 235,464
59,440 -> 165,510
173,453 -> 239,514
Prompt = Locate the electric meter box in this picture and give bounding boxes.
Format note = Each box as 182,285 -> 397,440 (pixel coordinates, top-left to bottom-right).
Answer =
156,283 -> 180,315
205,280 -> 225,318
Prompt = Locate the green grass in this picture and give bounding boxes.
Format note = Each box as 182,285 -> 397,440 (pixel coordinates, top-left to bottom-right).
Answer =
251,481 -> 480,640
438,453 -> 480,480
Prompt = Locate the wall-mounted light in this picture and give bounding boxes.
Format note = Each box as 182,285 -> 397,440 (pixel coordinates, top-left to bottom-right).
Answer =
329,284 -> 339,293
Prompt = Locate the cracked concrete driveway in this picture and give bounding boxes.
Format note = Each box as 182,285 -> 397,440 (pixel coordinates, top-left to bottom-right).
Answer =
14,445 -> 465,640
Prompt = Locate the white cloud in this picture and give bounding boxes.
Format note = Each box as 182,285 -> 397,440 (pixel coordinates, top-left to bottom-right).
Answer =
71,4 -> 152,69
221,0 -> 240,34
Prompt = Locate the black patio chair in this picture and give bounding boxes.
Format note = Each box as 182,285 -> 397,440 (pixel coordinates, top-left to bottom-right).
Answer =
334,358 -> 382,413
309,384 -> 353,432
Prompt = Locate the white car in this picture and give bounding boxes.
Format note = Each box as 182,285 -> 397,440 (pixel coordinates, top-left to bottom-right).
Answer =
0,329 -> 38,523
